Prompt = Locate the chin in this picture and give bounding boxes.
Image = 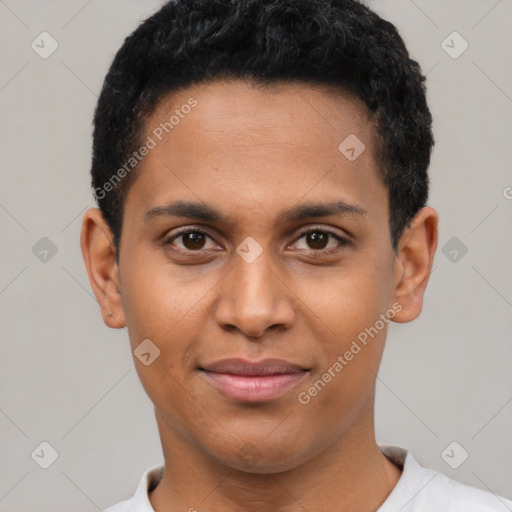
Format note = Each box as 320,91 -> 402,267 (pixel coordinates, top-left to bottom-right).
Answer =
208,437 -> 316,475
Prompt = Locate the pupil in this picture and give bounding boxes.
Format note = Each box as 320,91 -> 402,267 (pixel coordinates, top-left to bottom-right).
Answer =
308,231 -> 327,249
184,232 -> 205,250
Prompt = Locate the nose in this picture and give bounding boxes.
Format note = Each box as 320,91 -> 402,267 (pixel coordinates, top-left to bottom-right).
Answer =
213,248 -> 296,338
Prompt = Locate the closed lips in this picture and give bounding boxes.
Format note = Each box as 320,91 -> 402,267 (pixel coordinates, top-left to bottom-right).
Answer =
200,359 -> 309,376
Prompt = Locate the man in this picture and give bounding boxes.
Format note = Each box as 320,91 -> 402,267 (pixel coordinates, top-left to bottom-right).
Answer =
81,0 -> 512,510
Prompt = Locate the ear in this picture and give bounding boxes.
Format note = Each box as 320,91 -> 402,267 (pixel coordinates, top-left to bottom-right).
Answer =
80,208 -> 126,329
391,206 -> 438,323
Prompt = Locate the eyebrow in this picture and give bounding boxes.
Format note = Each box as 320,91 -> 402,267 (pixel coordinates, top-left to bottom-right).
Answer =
144,199 -> 367,225
278,200 -> 367,223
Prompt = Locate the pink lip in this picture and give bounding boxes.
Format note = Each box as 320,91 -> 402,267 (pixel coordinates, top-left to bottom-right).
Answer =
200,358 -> 309,402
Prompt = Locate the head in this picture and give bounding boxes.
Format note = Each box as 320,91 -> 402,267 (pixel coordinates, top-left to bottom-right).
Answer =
81,0 -> 437,473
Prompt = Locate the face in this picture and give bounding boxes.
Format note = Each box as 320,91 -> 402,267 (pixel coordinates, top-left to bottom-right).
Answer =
82,78 -> 437,474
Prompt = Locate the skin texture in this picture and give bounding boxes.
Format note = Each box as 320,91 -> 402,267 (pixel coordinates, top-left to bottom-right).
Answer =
81,79 -> 438,511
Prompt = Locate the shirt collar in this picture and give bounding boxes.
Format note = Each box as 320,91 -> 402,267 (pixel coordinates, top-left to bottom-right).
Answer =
130,463 -> 164,512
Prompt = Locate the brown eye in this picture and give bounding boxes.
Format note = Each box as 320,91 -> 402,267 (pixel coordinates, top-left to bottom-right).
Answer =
181,231 -> 207,250
163,228 -> 219,252
292,228 -> 350,253
305,231 -> 329,250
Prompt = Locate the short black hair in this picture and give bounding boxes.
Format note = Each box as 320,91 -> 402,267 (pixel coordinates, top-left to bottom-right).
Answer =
91,0 -> 433,255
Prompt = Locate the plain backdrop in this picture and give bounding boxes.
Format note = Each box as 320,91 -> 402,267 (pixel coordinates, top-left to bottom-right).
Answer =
1,0 -> 511,510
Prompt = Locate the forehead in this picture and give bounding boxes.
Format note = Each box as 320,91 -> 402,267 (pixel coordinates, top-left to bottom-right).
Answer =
123,78 -> 386,229
150,78 -> 374,155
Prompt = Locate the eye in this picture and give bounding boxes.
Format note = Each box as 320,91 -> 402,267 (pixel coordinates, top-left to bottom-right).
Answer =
163,227 -> 220,251
291,227 -> 350,253
162,226 -> 351,255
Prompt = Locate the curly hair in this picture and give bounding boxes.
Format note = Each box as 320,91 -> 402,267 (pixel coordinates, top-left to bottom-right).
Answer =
91,0 -> 433,254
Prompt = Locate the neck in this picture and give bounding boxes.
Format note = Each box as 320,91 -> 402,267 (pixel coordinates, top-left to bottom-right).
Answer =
149,401 -> 402,512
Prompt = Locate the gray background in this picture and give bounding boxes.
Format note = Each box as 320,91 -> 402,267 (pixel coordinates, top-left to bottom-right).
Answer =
1,0 -> 511,510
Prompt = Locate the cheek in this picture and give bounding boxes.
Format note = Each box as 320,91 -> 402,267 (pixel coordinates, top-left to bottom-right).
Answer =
298,253 -> 393,343
118,263 -> 205,423
294,251 -> 394,401
119,257 -> 209,344
296,294 -> 389,437
118,259 -> 215,402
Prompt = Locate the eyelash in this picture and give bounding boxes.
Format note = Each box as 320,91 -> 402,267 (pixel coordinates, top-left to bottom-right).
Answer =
162,226 -> 351,255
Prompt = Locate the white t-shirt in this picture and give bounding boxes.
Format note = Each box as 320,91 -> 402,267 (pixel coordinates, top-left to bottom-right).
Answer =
103,445 -> 512,511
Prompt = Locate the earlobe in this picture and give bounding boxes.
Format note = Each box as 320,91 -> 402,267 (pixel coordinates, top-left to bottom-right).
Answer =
80,208 -> 126,329
391,206 -> 438,323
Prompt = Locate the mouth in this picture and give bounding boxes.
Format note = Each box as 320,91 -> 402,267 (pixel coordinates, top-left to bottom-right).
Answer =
199,358 -> 310,403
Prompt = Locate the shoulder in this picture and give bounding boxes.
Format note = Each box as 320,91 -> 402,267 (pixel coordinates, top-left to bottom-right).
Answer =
102,463 -> 165,512
379,445 -> 512,512
429,471 -> 512,511
103,499 -> 131,512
